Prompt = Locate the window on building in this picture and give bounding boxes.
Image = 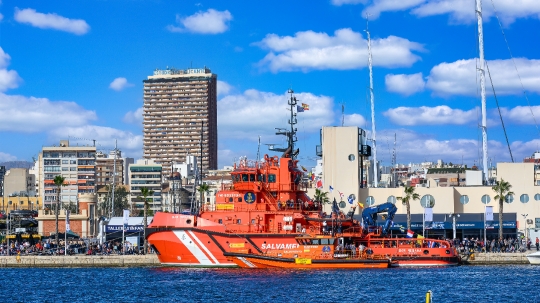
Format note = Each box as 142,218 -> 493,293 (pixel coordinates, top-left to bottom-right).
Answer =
420,194 -> 435,208
387,195 -> 396,204
505,194 -> 514,203
535,193 -> 540,201
520,194 -> 529,203
460,195 -> 469,205
366,196 -> 375,206
481,194 -> 491,204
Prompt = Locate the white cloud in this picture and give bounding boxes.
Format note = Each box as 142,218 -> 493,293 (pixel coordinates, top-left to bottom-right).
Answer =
254,28 -> 424,72
344,113 -> 367,127
123,107 -> 143,124
0,47 -> 22,92
109,77 -> 133,91
217,80 -> 233,96
385,73 -> 425,96
14,8 -> 90,35
500,105 -> 540,125
0,93 -> 97,132
426,58 -> 540,96
384,105 -> 478,126
0,152 -> 17,162
331,0 -> 368,5
347,0 -> 540,24
218,89 -> 334,140
167,9 -> 232,34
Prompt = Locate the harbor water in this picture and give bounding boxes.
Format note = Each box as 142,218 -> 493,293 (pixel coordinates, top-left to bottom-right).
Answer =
1,265 -> 539,302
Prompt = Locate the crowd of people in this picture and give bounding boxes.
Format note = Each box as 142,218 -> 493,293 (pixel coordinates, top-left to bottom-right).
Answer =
450,236 -> 540,254
0,238 -> 150,256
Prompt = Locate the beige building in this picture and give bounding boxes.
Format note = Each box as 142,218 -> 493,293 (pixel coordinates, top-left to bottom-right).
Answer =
143,67 -> 218,176
95,150 -> 134,186
315,126 -> 540,240
129,159 -> 162,213
0,196 -> 42,212
3,168 -> 35,197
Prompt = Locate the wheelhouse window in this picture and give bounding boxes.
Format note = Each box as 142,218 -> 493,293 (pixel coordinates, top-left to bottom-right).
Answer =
250,174 -> 255,182
268,174 -> 276,183
258,174 -> 266,182
242,174 -> 248,182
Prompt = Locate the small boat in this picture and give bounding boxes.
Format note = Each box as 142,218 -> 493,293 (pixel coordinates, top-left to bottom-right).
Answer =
527,251 -> 540,264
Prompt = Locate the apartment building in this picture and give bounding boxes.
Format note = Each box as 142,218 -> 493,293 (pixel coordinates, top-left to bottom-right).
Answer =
2,168 -> 35,197
142,67 -> 218,177
129,159 -> 162,213
39,140 -> 96,208
95,150 -> 134,186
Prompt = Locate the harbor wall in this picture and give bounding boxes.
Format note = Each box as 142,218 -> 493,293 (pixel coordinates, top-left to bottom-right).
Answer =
462,252 -> 530,265
0,255 -> 160,268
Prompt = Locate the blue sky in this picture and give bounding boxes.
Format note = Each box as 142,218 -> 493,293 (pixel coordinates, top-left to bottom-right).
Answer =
1,0 -> 540,169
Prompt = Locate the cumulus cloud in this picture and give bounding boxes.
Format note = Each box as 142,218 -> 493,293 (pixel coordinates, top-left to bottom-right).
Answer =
123,107 -> 143,124
344,113 -> 368,127
218,89 -> 334,140
109,77 -> 133,91
254,28 -> 423,73
0,47 -> 22,92
0,93 -> 97,132
383,105 -> 478,126
217,80 -> 233,96
14,7 -> 90,35
426,58 -> 540,96
0,152 -> 17,162
500,105 -> 540,125
385,73 -> 425,96
346,0 -> 540,24
167,9 -> 232,34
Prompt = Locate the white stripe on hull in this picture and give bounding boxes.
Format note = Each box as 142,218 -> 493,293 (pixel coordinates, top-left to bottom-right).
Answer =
161,262 -> 238,267
237,257 -> 256,268
187,230 -> 219,264
172,230 -> 215,266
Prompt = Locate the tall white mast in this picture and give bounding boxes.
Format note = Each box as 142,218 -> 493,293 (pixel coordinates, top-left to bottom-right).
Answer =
111,140 -> 117,218
366,22 -> 378,187
476,0 -> 488,184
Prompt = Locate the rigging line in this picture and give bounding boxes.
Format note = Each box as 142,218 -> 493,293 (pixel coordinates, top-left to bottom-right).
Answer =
486,61 -> 514,163
489,0 -> 540,138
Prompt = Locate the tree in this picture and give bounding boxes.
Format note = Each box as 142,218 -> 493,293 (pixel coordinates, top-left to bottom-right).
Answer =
53,175 -> 66,250
492,179 -> 514,240
397,186 -> 420,231
138,187 -> 154,255
99,185 -> 130,217
197,183 -> 210,205
313,188 -> 330,205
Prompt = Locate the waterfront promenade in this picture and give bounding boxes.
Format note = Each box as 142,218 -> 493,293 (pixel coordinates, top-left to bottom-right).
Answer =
0,254 -> 160,267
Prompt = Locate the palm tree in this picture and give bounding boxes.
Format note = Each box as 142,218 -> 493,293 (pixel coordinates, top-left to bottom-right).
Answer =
313,188 -> 330,205
197,183 -> 210,205
397,186 -> 420,231
53,175 -> 66,250
138,187 -> 154,255
492,179 -> 514,240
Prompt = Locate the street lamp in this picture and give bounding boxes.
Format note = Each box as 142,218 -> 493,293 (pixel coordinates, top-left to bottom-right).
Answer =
449,213 -> 460,240
522,214 -> 528,249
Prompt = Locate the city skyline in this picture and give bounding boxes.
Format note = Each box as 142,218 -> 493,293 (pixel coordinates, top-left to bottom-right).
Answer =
1,1 -> 540,169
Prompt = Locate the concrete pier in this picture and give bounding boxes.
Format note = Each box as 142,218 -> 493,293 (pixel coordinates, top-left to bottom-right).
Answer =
0,254 -> 160,268
462,252 -> 531,265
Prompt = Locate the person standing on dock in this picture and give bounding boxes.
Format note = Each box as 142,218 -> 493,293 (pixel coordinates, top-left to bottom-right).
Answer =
536,237 -> 539,251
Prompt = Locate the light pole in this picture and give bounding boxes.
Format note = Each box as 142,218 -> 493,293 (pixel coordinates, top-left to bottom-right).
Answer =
449,213 -> 460,240
522,214 -> 528,249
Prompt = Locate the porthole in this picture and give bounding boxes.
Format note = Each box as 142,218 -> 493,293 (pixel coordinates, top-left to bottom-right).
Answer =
420,194 -> 435,208
535,194 -> 540,201
505,194 -> 514,203
387,196 -> 396,204
460,195 -> 469,205
481,194 -> 491,204
339,201 -> 346,209
348,154 -> 355,161
348,194 -> 356,201
520,194 -> 529,203
366,196 -> 375,206
186,219 -> 192,224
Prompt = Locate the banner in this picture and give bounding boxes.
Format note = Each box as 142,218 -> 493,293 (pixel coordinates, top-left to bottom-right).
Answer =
424,208 -> 433,222
485,206 -> 493,221
123,209 -> 130,231
65,210 -> 70,232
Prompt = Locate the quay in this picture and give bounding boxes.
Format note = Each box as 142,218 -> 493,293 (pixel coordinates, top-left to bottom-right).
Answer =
461,252 -> 531,265
0,254 -> 160,268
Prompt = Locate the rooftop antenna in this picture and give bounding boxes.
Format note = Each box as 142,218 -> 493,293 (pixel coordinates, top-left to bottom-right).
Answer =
476,0 -> 488,184
365,15 -> 378,187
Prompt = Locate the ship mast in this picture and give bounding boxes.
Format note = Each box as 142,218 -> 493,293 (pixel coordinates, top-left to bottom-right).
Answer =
476,0 -> 488,184
269,89 -> 298,159
366,21 -> 378,187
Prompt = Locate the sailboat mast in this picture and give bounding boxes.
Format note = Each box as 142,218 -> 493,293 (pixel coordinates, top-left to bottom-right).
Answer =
476,0 -> 488,184
366,25 -> 378,187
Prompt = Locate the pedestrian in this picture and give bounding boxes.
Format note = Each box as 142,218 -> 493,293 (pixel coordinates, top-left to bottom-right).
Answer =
536,237 -> 539,251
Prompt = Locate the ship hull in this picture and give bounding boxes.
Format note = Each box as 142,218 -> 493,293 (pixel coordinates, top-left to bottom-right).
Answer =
226,253 -> 390,269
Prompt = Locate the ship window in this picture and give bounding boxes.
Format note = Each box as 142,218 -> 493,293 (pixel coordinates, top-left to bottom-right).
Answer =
328,239 -> 335,245
228,198 -> 233,202
320,239 -> 329,245
258,174 -> 266,182
237,219 -> 241,224
311,239 -> 320,245
237,197 -> 242,202
242,174 -> 248,182
218,219 -> 222,224
250,174 -> 255,182
268,174 -> 276,183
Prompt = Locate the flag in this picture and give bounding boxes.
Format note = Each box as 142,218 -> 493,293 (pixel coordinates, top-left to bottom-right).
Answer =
65,210 -> 70,232
301,165 -> 307,172
316,179 -> 323,189
302,103 -> 309,110
296,105 -> 304,112
417,234 -> 425,245
406,230 -> 414,238
338,191 -> 344,200
424,208 -> 433,222
348,196 -> 354,204
485,206 -> 493,221
311,173 -> 315,181
357,201 -> 364,208
329,185 -> 334,193
332,198 -> 339,214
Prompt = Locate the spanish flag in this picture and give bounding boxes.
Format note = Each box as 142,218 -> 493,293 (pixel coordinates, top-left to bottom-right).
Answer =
302,103 -> 309,110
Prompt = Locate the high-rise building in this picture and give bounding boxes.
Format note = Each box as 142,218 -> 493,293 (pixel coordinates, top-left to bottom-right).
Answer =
142,67 -> 218,177
39,140 -> 96,208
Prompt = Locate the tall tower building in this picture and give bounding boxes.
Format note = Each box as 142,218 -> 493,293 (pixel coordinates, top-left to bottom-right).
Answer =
143,67 -> 218,176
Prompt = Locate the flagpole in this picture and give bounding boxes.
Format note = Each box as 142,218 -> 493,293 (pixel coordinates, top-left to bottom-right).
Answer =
484,206 -> 487,244
423,209 -> 425,237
